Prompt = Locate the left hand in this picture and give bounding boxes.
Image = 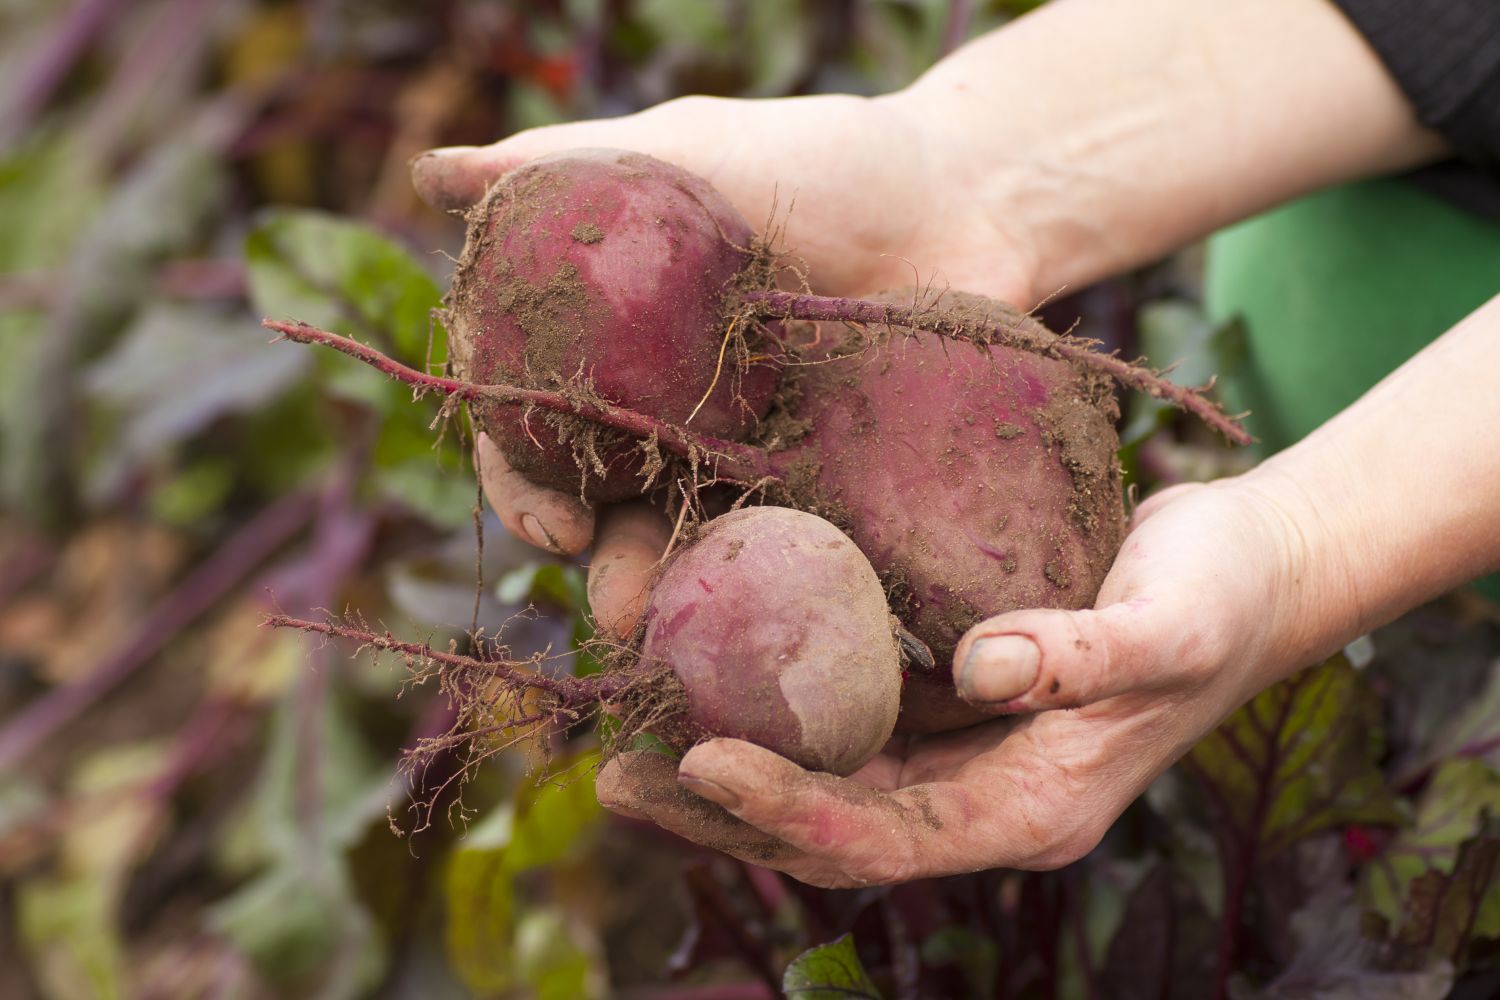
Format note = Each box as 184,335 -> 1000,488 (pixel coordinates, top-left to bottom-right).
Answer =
596,472 -> 1343,887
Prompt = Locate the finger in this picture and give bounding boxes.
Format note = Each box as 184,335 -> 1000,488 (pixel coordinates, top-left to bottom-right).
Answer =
596,749 -> 806,870
951,598 -> 1196,713
675,739 -> 1055,885
409,116 -> 667,211
586,502 -> 672,640
475,432 -> 594,556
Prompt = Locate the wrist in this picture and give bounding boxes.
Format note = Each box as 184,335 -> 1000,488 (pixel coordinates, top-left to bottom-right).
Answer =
1231,461 -> 1369,675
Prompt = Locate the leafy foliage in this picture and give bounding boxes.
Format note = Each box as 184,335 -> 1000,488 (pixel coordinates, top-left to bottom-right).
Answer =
783,934 -> 883,999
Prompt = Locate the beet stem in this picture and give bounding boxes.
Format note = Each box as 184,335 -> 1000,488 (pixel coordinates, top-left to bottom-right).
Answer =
263,614 -> 622,704
743,290 -> 1252,445
263,318 -> 778,481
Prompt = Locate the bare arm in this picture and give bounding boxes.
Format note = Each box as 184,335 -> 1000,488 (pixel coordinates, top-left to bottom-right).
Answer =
888,0 -> 1449,299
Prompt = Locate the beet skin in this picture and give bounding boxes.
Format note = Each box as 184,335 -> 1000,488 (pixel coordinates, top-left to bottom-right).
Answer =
638,507 -> 902,776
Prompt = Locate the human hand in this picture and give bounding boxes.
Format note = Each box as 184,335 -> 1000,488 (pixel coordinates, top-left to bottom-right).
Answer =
594,472 -> 1346,887
417,93 -> 1039,634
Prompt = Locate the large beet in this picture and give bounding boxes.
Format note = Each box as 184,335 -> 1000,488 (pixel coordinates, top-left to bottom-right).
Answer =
637,507 -> 902,775
447,148 -> 778,501
784,295 -> 1124,731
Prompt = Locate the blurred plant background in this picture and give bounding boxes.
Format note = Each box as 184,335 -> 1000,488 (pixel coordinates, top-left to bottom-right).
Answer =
2,1 -> 1499,998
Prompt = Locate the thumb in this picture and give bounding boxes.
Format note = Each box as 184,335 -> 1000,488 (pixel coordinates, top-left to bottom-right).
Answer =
952,599 -> 1182,713
409,114 -> 670,211
409,143 -> 528,212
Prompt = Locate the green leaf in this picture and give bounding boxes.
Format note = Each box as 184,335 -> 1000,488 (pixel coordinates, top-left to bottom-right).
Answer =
443,758 -> 604,997
245,209 -> 469,526
81,303 -> 310,495
1184,656 -> 1403,860
245,208 -> 445,363
211,857 -> 381,991
1406,660 -> 1500,779
1365,760 -> 1500,935
210,687 -> 390,991
1121,302 -> 1244,447
443,805 -> 520,996
921,926 -> 998,999
17,876 -> 125,1000
783,934 -> 883,999
515,909 -> 604,1000
495,562 -> 588,612
508,769 -> 604,872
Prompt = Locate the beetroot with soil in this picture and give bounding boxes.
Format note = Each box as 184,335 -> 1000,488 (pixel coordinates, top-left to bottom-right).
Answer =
447,148 -> 778,501
781,296 -> 1123,731
637,506 -> 902,775
267,148 -> 1245,743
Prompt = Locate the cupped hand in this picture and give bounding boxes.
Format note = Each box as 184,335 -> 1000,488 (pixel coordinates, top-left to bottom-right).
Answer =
595,473 -> 1342,887
421,93 -> 1039,627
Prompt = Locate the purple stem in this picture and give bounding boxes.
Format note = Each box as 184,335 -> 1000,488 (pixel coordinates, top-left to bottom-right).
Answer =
0,0 -> 126,145
0,490 -> 317,770
938,0 -> 975,57
743,289 -> 1252,445
0,537 -> 56,608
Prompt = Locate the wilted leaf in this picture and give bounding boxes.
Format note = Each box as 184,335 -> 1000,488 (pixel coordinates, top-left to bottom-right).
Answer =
1184,656 -> 1403,860
1101,864 -> 1216,997
1384,814 -> 1500,970
783,933 -> 882,999
1235,888 -> 1454,1000
1365,760 -> 1500,934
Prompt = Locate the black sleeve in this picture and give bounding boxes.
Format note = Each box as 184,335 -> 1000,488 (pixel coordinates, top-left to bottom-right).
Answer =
1330,0 -> 1500,218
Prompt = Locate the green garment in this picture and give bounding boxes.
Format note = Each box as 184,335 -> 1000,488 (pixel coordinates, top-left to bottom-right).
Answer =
1203,177 -> 1500,601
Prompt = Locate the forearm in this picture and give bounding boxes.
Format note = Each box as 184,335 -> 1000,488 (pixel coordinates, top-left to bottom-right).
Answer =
884,0 -> 1449,298
1248,293 -> 1500,669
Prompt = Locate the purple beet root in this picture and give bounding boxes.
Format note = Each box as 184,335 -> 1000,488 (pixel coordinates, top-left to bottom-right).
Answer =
637,506 -> 902,776
787,294 -> 1124,731
447,148 -> 778,501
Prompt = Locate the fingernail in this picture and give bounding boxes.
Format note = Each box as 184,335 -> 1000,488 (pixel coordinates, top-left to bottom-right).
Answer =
408,146 -> 463,170
409,147 -> 481,210
679,774 -> 742,812
520,513 -> 558,552
960,635 -> 1040,704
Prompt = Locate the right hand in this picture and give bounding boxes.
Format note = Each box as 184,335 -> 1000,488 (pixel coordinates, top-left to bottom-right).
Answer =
414,92 -> 1040,636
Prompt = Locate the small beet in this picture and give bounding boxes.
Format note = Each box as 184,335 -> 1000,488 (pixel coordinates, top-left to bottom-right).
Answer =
637,507 -> 902,776
447,148 -> 778,501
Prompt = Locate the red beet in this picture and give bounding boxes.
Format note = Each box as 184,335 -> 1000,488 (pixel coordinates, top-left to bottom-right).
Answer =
783,295 -> 1124,730
447,148 -> 778,501
637,506 -> 902,775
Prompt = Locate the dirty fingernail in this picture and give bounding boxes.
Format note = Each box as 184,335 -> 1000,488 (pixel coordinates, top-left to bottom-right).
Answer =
960,635 -> 1040,704
679,774 -> 743,812
520,513 -> 557,551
